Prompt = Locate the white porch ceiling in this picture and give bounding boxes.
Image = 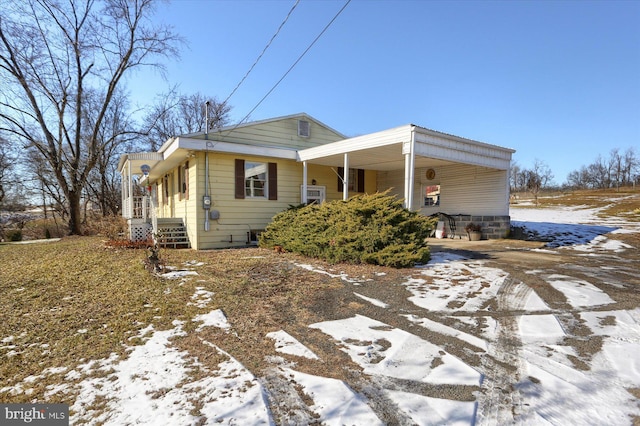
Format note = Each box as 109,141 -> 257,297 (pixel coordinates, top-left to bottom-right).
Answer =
302,143 -> 456,171
298,124 -> 514,171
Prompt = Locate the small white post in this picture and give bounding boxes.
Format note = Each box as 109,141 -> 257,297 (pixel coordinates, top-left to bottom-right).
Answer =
127,160 -> 133,218
302,161 -> 308,204
343,153 -> 349,201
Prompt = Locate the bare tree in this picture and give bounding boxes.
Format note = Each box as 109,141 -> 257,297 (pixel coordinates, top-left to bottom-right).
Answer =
609,148 -> 624,190
0,139 -> 13,205
510,161 -> 521,193
26,149 -> 68,218
0,0 -> 181,234
622,147 -> 638,186
523,159 -> 554,206
591,155 -> 611,189
84,89 -> 139,216
142,90 -> 232,151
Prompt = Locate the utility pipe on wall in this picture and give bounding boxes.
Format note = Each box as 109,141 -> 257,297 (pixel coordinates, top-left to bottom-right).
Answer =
204,101 -> 211,232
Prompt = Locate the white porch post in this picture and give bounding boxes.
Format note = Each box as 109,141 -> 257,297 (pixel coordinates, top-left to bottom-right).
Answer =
343,153 -> 349,201
403,130 -> 415,209
302,161 -> 308,204
121,161 -> 127,218
127,160 -> 133,218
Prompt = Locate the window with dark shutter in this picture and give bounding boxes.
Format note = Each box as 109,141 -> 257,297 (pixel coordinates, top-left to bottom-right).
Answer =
236,159 -> 277,200
337,168 -> 365,193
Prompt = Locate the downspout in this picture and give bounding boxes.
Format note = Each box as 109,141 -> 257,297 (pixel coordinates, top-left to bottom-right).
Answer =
204,101 -> 211,232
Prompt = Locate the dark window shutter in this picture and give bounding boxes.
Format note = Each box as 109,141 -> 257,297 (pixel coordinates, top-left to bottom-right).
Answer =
337,167 -> 344,192
357,169 -> 365,192
235,159 -> 245,199
268,162 -> 278,200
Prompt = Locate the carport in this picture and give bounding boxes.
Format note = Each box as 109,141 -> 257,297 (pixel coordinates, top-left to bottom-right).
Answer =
298,124 -> 515,239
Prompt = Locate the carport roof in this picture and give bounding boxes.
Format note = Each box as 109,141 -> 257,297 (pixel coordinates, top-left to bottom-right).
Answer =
298,124 -> 515,171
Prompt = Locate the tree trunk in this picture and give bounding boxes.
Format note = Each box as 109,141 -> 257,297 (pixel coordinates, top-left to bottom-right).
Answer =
68,190 -> 83,235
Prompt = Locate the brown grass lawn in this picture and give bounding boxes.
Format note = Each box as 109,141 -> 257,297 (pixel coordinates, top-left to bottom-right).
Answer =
0,236 -> 392,409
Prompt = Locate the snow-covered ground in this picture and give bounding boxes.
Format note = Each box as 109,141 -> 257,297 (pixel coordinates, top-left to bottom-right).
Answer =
3,200 -> 639,425
510,197 -> 639,248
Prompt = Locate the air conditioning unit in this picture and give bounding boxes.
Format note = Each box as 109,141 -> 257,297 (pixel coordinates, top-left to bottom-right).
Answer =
298,120 -> 310,138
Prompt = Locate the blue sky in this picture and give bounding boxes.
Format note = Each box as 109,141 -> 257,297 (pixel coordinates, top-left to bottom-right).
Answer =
127,0 -> 640,183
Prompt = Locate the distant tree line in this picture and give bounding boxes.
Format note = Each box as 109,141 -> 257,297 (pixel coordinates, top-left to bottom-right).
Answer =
565,148 -> 638,190
510,147 -> 639,205
510,159 -> 554,205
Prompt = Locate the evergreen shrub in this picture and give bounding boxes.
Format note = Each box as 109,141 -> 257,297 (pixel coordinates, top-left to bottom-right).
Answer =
7,230 -> 22,241
259,191 -> 437,268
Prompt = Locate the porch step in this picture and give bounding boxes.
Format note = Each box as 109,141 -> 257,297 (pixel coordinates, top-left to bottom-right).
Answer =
156,219 -> 190,249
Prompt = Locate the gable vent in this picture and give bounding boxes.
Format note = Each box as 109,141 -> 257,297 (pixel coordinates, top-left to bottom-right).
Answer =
298,120 -> 310,138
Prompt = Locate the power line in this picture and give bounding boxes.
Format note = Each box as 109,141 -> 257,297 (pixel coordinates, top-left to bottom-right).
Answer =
221,0 -> 300,108
222,0 -> 352,136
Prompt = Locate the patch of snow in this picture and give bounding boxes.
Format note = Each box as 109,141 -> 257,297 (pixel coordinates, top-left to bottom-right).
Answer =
546,275 -> 615,308
295,263 -> 365,284
353,292 -> 389,308
310,315 -> 481,386
188,286 -> 214,308
510,202 -> 640,249
192,309 -> 230,331
386,389 -> 476,426
571,235 -> 633,253
518,354 -> 640,424
404,314 -> 488,352
71,323 -> 271,425
519,315 -> 565,344
522,288 -> 550,311
405,258 -> 508,312
284,368 -> 383,425
266,330 -> 319,360
160,270 -> 198,280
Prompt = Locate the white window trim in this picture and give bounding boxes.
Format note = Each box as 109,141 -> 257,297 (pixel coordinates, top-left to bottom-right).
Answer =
245,161 -> 268,198
422,183 -> 441,207
301,185 -> 326,205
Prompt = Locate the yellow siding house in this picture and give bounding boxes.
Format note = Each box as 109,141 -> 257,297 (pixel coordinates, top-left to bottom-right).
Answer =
119,113 -> 515,249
